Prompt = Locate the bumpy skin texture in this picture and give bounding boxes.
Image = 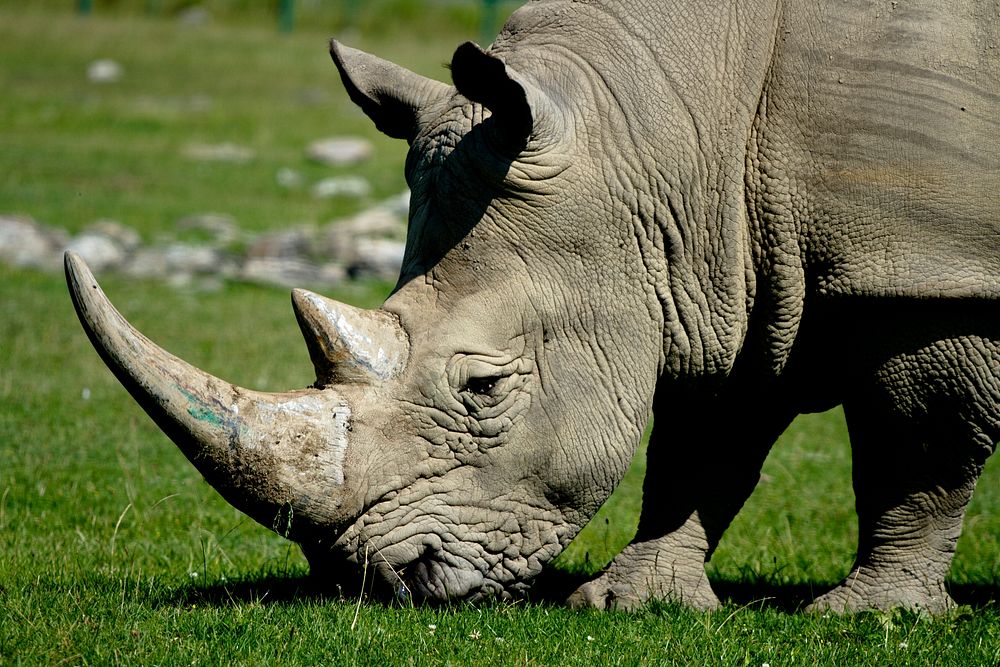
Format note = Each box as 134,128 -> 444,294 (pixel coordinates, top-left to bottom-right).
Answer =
552,0 -> 1000,612
332,0 -> 998,609
69,0 -> 999,612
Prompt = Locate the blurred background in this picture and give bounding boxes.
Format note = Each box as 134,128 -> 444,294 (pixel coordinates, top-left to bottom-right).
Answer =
0,0 -> 520,289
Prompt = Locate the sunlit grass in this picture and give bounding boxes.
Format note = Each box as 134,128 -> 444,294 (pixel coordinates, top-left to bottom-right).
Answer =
2,4 -> 999,665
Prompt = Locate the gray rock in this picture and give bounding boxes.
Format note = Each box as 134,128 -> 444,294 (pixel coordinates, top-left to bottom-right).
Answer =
276,167 -> 304,190
183,142 -> 255,163
382,190 -> 411,218
133,94 -> 212,114
336,206 -> 406,238
87,59 -> 123,84
186,94 -> 213,112
87,219 -> 141,252
124,243 -> 224,279
0,215 -> 68,270
163,243 -> 221,274
65,231 -> 128,272
315,263 -> 348,285
321,207 -> 405,260
311,176 -> 372,199
347,238 -> 405,281
123,246 -> 169,279
176,213 -> 239,245
241,257 -> 346,288
0,198 -> 409,287
247,228 -> 315,260
306,137 -> 373,166
178,6 -> 211,25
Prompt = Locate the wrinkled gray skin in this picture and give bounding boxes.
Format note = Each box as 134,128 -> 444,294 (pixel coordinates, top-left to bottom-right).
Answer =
67,0 -> 1000,613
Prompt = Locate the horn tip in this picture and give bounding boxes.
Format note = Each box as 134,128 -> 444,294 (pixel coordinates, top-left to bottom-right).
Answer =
64,250 -> 99,297
64,249 -> 85,274
291,287 -> 324,314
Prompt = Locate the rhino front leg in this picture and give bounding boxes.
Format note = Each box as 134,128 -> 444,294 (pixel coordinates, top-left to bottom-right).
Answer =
568,390 -> 795,611
810,336 -> 1000,613
566,512 -> 718,611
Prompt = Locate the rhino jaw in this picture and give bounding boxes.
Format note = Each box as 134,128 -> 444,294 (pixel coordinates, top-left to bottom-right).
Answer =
64,251 -> 367,538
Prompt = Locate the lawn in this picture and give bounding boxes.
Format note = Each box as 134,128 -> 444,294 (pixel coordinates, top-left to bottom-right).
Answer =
2,4 -> 999,665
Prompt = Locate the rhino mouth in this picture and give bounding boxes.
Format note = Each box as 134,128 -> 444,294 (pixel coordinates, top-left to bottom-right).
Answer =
307,539 -> 497,603
405,552 -> 489,602
330,538 -> 495,604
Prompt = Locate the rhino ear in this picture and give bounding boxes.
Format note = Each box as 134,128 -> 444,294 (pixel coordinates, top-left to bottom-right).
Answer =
329,39 -> 450,142
450,42 -> 558,153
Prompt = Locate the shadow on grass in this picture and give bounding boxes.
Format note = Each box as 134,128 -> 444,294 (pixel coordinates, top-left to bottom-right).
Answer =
166,569 -> 999,612
712,580 -> 999,612
529,568 -> 1000,612
947,583 -> 1000,609
168,572 -> 347,608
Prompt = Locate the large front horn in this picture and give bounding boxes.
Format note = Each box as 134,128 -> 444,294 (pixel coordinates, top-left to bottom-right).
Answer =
65,252 -> 361,537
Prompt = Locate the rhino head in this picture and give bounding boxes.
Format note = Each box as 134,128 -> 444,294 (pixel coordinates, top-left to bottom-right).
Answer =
67,35 -> 664,602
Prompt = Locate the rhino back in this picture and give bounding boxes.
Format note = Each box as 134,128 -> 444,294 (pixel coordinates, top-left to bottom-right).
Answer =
761,0 -> 1000,298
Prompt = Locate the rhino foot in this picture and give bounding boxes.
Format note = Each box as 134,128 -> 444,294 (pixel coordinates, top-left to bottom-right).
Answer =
807,568 -> 955,614
566,540 -> 719,611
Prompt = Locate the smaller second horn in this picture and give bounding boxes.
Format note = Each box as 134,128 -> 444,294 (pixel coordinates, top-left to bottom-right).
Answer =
292,289 -> 409,386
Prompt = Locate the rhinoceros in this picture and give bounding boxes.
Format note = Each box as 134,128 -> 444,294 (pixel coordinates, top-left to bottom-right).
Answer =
66,0 -> 999,613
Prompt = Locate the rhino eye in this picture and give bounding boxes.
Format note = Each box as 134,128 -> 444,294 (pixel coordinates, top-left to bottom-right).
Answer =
464,376 -> 499,396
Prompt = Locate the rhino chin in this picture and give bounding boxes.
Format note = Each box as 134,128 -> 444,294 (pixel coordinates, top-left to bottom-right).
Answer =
64,251 -> 367,540
411,559 -> 486,602
401,556 -> 491,603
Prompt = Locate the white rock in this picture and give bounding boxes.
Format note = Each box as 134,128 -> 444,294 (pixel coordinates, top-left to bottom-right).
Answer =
87,59 -> 123,84
311,176 -> 371,199
381,190 -> 411,218
316,262 -> 348,285
176,213 -> 239,244
306,137 -> 373,166
331,207 -> 404,238
178,6 -> 211,25
64,232 -> 127,272
0,216 -> 67,270
87,219 -> 141,252
276,167 -> 304,189
241,257 -> 344,288
321,206 -> 407,263
123,243 -> 222,279
247,228 -> 314,260
163,243 -> 220,273
183,142 -> 255,163
348,238 -> 405,280
123,247 -> 168,279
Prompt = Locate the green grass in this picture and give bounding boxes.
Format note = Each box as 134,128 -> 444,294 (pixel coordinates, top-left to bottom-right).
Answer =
2,5 -> 1000,665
